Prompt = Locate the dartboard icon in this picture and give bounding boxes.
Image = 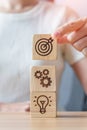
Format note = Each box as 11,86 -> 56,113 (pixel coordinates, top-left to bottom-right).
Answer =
35,37 -> 53,56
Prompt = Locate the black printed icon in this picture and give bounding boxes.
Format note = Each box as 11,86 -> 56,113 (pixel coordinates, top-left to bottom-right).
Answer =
43,69 -> 49,75
35,37 -> 53,56
34,70 -> 42,79
33,95 -> 52,114
34,69 -> 52,88
40,76 -> 52,88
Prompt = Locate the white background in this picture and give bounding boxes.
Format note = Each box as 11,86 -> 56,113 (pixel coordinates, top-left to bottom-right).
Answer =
55,0 -> 87,16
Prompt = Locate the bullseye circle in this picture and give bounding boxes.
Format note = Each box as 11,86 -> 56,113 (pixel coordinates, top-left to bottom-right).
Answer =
35,38 -> 53,56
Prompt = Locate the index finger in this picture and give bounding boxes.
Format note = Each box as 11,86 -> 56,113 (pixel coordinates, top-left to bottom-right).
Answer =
53,17 -> 87,38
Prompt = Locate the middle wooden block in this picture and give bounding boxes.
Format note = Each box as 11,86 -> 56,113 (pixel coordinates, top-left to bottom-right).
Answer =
30,66 -> 56,92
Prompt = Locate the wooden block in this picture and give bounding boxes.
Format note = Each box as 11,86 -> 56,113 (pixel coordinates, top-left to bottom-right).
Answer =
32,34 -> 57,60
30,66 -> 56,92
30,92 -> 56,118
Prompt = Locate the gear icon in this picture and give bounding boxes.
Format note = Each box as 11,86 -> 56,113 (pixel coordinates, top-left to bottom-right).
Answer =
43,69 -> 49,76
34,71 -> 42,79
40,76 -> 52,88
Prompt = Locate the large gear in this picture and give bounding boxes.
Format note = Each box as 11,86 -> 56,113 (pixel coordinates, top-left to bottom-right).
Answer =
34,71 -> 42,79
40,76 -> 52,88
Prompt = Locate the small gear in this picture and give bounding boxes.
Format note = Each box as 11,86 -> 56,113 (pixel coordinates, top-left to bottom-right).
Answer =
43,69 -> 49,76
40,76 -> 52,88
34,71 -> 42,79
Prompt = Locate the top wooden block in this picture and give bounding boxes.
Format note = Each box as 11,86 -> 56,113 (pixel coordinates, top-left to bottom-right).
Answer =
32,34 -> 58,60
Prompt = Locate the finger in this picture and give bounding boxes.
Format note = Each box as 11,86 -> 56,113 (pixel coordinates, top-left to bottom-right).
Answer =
57,24 -> 87,44
67,24 -> 87,43
73,36 -> 87,51
82,47 -> 87,56
57,35 -> 69,44
53,17 -> 87,38
25,106 -> 30,112
25,101 -> 30,112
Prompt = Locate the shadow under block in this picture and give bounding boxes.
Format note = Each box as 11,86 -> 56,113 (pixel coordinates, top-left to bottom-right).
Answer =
32,34 -> 58,60
30,66 -> 56,92
30,92 -> 56,118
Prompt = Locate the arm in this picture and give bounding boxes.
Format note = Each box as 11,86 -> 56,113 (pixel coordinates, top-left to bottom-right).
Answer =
0,102 -> 30,112
53,17 -> 87,93
72,57 -> 87,94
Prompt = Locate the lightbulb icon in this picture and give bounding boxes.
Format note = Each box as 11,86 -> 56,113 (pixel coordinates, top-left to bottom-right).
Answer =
33,95 -> 52,114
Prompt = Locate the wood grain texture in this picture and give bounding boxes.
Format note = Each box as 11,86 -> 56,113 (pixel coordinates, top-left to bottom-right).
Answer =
0,112 -> 87,130
30,66 -> 56,92
32,34 -> 58,60
30,92 -> 56,118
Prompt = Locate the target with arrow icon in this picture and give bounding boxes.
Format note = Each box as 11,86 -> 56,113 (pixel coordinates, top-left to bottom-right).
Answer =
32,34 -> 57,60
35,37 -> 53,56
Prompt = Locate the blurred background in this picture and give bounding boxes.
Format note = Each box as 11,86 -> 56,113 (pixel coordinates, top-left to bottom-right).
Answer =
46,0 -> 87,111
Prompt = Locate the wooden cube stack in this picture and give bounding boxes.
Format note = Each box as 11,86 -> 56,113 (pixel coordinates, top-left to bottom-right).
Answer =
30,34 -> 57,118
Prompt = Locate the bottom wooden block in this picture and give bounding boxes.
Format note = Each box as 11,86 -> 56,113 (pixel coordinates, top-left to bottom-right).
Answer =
30,92 -> 56,118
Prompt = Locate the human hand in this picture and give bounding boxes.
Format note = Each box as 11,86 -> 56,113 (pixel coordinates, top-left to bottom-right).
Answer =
0,102 -> 30,112
53,17 -> 87,55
